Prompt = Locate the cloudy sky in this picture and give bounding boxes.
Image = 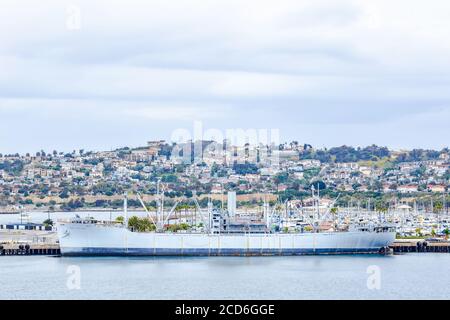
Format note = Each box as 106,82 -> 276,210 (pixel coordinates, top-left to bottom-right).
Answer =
1,0 -> 450,154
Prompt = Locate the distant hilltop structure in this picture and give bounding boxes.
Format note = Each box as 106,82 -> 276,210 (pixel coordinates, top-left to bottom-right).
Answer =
147,140 -> 166,156
147,140 -> 166,148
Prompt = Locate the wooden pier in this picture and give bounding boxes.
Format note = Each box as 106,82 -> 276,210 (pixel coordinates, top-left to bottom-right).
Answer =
0,243 -> 60,256
1,241 -> 450,256
390,240 -> 450,254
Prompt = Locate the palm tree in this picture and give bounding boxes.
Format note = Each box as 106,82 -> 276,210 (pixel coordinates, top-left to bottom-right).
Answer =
375,203 -> 388,214
115,216 -> 124,223
434,202 -> 443,213
415,228 -> 423,238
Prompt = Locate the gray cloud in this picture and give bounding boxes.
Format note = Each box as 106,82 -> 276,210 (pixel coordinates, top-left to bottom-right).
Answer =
0,0 -> 449,153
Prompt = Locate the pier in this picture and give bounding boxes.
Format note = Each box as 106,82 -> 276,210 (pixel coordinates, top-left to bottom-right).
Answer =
2,242 -> 450,256
3,237 -> 450,256
0,243 -> 60,256
390,240 -> 450,253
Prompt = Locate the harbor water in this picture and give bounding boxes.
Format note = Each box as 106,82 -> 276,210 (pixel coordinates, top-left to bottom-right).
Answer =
1,254 -> 449,300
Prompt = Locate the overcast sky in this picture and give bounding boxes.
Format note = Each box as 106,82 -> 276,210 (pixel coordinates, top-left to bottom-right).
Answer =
1,0 -> 450,154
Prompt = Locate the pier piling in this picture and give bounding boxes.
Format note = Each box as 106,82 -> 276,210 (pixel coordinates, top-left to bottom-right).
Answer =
0,244 -> 60,256
390,241 -> 450,254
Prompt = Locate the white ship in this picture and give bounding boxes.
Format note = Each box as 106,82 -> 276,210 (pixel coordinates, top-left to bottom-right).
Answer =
57,190 -> 396,256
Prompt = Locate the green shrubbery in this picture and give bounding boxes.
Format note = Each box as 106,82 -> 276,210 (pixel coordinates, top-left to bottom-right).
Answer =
128,216 -> 156,232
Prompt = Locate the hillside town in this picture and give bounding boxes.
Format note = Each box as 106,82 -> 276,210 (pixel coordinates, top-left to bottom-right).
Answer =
0,140 -> 449,213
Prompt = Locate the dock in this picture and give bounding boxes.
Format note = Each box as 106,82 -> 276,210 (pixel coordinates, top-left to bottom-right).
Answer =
0,229 -> 60,256
1,242 -> 450,255
390,240 -> 450,253
0,240 -> 450,256
0,243 -> 60,256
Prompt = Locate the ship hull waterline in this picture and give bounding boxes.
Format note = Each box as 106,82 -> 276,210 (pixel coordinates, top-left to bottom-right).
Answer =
57,222 -> 396,257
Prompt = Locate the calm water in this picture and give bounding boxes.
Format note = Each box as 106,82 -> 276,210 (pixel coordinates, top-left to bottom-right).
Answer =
0,254 -> 449,300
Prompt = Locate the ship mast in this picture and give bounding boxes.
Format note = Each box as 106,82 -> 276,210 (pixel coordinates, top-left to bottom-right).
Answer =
156,178 -> 163,231
136,192 -> 157,226
312,184 -> 320,221
123,192 -> 128,228
263,196 -> 271,231
192,192 -> 211,233
317,183 -> 320,221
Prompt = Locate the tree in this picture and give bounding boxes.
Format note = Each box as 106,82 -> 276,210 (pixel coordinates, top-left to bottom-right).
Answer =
310,180 -> 326,191
128,216 -> 156,232
434,202 -> 443,213
161,174 -> 178,183
389,184 -> 398,191
59,189 -> 70,199
167,223 -> 190,233
115,216 -> 124,223
0,160 -> 25,176
233,162 -> 258,175
444,229 -> 450,240
274,172 -> 289,186
415,228 -> 423,237
375,202 -> 388,214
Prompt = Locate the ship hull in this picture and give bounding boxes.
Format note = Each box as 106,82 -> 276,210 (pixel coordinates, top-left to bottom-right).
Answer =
57,222 -> 396,256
